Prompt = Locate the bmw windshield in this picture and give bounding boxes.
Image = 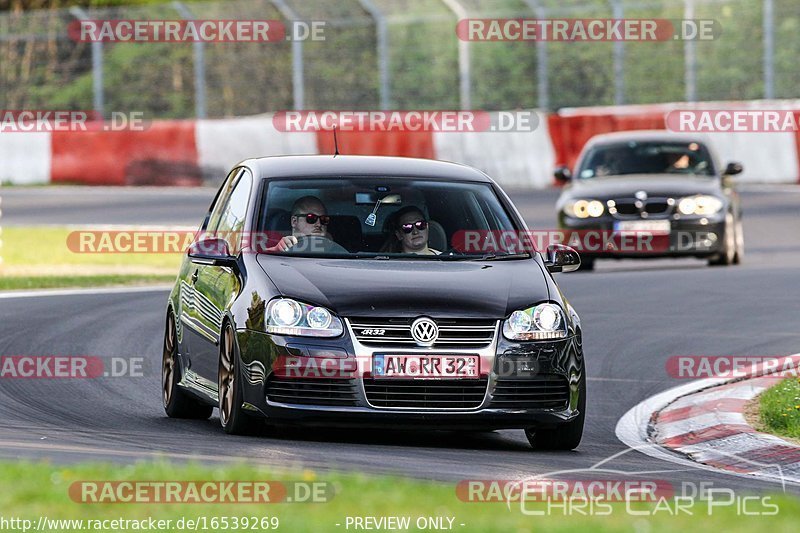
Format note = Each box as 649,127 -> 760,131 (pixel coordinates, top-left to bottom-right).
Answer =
577,141 -> 715,179
255,178 -> 528,259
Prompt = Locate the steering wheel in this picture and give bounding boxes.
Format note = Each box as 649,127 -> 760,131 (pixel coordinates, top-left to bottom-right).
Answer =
289,234 -> 349,255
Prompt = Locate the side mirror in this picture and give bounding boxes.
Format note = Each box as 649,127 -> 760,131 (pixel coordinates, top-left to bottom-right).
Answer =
554,166 -> 572,184
188,237 -> 237,267
544,244 -> 581,273
723,162 -> 743,176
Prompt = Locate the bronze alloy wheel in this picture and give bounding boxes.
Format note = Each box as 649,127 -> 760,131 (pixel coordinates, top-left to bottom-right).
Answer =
218,322 -> 253,434
162,311 -> 213,419
218,324 -> 236,427
162,313 -> 177,408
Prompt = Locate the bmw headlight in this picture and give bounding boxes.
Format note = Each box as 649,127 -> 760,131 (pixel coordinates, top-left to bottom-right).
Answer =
565,199 -> 605,219
266,298 -> 343,337
503,303 -> 567,341
677,195 -> 723,216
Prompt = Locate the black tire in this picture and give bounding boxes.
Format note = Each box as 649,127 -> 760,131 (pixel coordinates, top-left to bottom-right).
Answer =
525,374 -> 586,450
218,322 -> 255,435
162,311 -> 213,419
733,218 -> 744,265
708,212 -> 736,266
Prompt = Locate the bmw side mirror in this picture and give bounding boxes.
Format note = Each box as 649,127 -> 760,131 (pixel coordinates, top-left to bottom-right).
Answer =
188,237 -> 237,267
544,244 -> 581,273
554,166 -> 572,184
723,162 -> 743,176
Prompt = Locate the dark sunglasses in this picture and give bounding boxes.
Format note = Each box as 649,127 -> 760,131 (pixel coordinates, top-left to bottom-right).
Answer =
294,213 -> 330,225
400,220 -> 428,233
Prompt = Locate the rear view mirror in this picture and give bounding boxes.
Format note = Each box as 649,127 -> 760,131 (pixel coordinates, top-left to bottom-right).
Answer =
723,161 -> 743,176
544,244 -> 581,273
188,237 -> 237,267
554,167 -> 572,184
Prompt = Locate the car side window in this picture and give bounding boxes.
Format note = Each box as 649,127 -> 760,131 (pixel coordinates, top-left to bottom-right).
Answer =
205,168 -> 244,232
213,169 -> 253,255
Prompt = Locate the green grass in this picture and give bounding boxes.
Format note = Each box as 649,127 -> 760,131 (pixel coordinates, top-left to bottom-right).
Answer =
1,226 -> 183,290
0,461 -> 798,532
759,378 -> 800,440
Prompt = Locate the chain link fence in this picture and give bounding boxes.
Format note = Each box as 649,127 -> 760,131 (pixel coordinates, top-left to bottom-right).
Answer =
1,0 -> 798,119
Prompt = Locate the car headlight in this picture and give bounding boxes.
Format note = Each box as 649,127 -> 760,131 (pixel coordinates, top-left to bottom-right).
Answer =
503,303 -> 567,341
677,195 -> 723,216
266,298 -> 343,337
565,199 -> 605,219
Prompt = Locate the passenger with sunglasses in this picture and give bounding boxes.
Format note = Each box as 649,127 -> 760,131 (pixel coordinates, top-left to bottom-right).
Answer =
269,196 -> 333,252
382,206 -> 440,255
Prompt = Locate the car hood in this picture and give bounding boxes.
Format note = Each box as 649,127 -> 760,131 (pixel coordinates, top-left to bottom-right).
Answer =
565,175 -> 721,200
256,255 -> 549,319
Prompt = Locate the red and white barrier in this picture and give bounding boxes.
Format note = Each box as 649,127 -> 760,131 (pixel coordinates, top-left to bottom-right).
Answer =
2,101 -> 799,188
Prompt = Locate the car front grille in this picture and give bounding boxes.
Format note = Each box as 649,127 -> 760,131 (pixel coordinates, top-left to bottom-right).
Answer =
349,318 -> 497,348
490,374 -> 570,409
363,378 -> 488,409
267,377 -> 358,406
612,198 -> 673,219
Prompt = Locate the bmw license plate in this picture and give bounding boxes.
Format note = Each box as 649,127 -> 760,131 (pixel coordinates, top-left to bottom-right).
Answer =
373,355 -> 479,379
613,220 -> 671,235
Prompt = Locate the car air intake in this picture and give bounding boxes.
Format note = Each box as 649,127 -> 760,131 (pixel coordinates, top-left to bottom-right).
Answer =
491,374 -> 570,409
267,376 -> 358,406
363,378 -> 488,409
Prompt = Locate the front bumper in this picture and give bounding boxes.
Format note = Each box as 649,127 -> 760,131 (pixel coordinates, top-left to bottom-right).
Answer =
236,326 -> 584,430
559,214 -> 727,259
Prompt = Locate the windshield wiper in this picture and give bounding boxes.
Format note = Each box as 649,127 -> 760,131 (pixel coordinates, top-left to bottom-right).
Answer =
438,252 -> 532,261
478,252 -> 532,261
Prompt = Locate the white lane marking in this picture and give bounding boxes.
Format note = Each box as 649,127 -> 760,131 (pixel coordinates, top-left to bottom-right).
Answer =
656,412 -> 748,440
0,285 -> 173,299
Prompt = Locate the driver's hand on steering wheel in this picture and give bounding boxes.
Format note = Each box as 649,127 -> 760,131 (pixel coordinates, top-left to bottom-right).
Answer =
272,235 -> 298,252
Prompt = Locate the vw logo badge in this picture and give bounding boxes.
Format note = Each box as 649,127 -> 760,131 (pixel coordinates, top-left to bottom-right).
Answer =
411,317 -> 439,347
635,190 -> 648,201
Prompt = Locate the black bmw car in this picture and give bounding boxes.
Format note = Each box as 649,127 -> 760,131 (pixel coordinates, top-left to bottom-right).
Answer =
555,131 -> 744,270
162,155 -> 586,450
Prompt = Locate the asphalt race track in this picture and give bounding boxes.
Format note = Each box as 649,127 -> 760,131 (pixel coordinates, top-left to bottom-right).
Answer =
1,185 -> 799,494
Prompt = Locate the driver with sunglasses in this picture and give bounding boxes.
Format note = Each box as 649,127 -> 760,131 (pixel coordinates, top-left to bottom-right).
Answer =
269,195 -> 333,252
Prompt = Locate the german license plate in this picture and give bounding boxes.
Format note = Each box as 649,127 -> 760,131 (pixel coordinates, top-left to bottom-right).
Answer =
613,220 -> 671,235
373,355 -> 479,379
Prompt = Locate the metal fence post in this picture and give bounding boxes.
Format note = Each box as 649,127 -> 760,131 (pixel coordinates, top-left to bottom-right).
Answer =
684,0 -> 697,102
441,0 -> 471,110
763,0 -> 774,99
173,2 -> 206,119
271,0 -> 305,111
523,0 -> 549,110
358,0 -> 390,109
69,7 -> 104,118
610,0 -> 625,105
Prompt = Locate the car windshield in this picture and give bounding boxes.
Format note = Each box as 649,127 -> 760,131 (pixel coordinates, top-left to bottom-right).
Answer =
255,177 -> 526,259
578,141 -> 715,178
